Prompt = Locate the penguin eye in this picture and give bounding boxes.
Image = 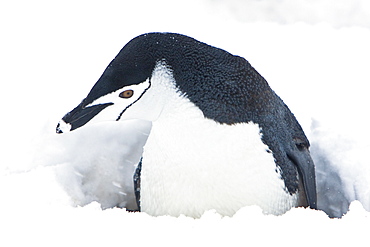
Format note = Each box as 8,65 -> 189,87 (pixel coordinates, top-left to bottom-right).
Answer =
119,90 -> 134,99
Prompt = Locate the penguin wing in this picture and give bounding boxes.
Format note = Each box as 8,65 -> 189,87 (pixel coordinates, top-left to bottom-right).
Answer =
257,99 -> 317,210
133,158 -> 142,211
282,103 -> 317,209
287,146 -> 317,209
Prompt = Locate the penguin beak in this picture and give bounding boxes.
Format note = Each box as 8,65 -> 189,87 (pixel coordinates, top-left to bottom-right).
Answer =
56,102 -> 113,133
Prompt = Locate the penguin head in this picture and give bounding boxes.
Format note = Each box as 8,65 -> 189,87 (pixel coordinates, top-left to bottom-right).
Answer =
56,33 -> 174,133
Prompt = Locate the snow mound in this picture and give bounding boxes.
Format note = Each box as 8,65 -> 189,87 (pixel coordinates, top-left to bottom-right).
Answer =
32,120 -> 151,210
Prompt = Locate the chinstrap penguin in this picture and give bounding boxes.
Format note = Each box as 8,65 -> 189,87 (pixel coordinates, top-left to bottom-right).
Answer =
56,32 -> 317,217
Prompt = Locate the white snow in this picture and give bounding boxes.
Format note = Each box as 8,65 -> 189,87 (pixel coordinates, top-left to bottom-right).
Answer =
1,0 -> 370,246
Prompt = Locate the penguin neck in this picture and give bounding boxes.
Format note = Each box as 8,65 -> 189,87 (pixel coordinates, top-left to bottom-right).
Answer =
148,60 -> 207,123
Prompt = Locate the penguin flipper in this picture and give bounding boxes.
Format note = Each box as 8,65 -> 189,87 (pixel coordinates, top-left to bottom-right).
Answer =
287,145 -> 317,210
133,158 -> 142,211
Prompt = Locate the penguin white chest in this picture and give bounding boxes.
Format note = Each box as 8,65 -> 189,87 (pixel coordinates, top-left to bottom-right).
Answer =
139,93 -> 298,217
